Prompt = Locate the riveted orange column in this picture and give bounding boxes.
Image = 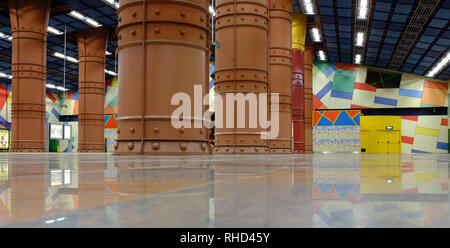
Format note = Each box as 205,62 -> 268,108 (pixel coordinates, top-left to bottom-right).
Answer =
268,0 -> 292,154
9,0 -> 50,152
115,0 -> 212,155
214,0 -> 269,154
77,27 -> 109,153
291,14 -> 307,154
304,43 -> 313,153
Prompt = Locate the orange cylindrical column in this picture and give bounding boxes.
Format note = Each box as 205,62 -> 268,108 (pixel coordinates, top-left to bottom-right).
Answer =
268,0 -> 292,154
9,0 -> 50,152
304,43 -> 313,153
77,27 -> 109,152
291,14 -> 307,154
214,0 -> 269,154
115,0 -> 211,155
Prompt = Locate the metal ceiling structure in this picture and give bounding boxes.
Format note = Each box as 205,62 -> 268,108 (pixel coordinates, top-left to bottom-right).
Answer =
294,0 -> 449,80
0,0 -> 448,94
0,0 -> 118,93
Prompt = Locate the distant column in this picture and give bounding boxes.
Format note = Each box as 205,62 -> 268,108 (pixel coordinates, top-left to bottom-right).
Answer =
77,27 -> 109,152
304,43 -> 313,153
268,0 -> 293,154
291,14 -> 307,154
9,0 -> 51,152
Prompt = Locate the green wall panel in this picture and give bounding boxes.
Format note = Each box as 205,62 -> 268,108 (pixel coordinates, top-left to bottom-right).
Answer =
332,68 -> 357,93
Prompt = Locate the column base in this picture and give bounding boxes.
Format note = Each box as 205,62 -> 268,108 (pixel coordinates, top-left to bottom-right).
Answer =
114,140 -> 212,155
293,150 -> 306,154
10,148 -> 46,153
214,146 -> 269,154
270,148 -> 292,154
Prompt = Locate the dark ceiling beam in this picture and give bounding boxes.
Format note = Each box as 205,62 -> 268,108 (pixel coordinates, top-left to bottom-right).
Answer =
51,5 -> 74,14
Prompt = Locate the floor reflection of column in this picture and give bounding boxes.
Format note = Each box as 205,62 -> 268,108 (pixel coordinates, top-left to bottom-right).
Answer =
115,159 -> 211,227
10,159 -> 47,225
77,161 -> 106,227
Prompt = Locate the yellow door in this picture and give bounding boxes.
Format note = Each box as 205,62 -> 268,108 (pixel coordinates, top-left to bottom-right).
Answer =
387,129 -> 401,154
376,130 -> 388,153
360,116 -> 401,154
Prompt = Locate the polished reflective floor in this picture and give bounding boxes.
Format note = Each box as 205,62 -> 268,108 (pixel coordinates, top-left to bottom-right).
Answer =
0,153 -> 448,228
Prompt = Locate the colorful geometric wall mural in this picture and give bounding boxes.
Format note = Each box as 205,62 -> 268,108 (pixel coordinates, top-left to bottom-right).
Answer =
0,77 -> 119,153
313,62 -> 449,110
401,115 -> 448,154
313,110 -> 361,153
105,78 -> 118,115
313,62 -> 449,154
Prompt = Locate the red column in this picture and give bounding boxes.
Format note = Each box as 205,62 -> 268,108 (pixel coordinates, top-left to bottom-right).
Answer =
292,50 -> 305,153
304,43 -> 313,153
77,27 -> 109,152
9,0 -> 51,152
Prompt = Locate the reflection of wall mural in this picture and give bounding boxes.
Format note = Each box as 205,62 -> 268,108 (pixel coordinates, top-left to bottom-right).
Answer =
313,110 -> 361,153
313,156 -> 448,227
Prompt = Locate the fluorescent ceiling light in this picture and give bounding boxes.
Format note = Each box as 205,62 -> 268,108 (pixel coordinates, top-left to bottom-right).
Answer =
0,72 -> 12,79
426,52 -> 450,77
68,10 -> 102,27
105,69 -> 117,76
356,32 -> 365,46
209,6 -> 215,16
311,28 -> 321,42
106,51 -> 112,56
318,50 -> 326,61
48,26 -> 63,35
355,54 -> 362,64
360,0 -> 368,8
303,0 -> 315,15
68,10 -> 84,20
0,32 -> 12,41
305,4 -> 314,14
54,52 -> 79,63
358,8 -> 368,19
85,18 -> 101,27
56,86 -> 69,92
46,84 -> 56,89
358,0 -> 370,19
102,0 -> 119,9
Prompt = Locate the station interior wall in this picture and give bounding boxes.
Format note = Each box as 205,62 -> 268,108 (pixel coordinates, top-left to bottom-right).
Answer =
313,62 -> 449,154
0,78 -> 118,152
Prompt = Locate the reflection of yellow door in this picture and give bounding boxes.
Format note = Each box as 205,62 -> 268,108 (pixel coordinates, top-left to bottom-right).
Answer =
361,116 -> 401,154
361,159 -> 402,194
